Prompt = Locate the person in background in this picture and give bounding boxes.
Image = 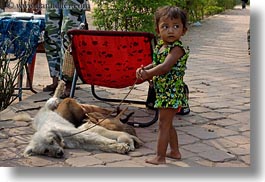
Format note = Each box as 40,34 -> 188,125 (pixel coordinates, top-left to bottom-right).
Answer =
242,0 -> 248,9
136,6 -> 189,165
43,0 -> 89,98
30,0 -> 42,14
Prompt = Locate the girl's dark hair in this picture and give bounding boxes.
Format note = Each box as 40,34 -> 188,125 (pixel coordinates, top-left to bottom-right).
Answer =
154,6 -> 188,30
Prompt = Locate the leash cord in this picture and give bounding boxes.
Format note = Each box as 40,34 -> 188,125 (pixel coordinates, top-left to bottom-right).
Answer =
63,79 -> 139,137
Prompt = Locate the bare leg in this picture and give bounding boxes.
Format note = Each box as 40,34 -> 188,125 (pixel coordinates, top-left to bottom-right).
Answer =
166,125 -> 181,159
145,108 -> 176,165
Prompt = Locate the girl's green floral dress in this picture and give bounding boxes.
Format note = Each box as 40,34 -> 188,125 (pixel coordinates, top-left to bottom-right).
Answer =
153,40 -> 189,109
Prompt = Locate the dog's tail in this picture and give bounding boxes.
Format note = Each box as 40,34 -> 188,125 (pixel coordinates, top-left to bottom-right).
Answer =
131,135 -> 144,149
53,81 -> 65,98
44,81 -> 65,111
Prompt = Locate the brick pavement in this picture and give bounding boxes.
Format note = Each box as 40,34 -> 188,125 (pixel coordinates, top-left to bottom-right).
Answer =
0,6 -> 250,167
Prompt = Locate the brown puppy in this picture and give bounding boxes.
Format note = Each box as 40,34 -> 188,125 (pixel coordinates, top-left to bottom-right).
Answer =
56,98 -> 112,127
86,107 -> 136,136
56,98 -> 136,136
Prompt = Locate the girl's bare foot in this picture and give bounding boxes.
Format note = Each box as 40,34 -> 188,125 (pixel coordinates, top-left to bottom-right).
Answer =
166,151 -> 181,160
145,157 -> 166,165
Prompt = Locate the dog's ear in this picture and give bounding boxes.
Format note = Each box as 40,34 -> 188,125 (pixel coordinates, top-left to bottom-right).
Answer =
24,145 -> 34,157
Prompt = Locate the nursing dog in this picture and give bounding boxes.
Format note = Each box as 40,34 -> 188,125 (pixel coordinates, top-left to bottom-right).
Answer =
56,98 -> 137,136
23,82 -> 142,158
23,97 -> 132,158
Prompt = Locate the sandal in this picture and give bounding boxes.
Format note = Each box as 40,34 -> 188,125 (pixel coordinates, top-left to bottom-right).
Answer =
60,92 -> 70,99
43,84 -> 57,92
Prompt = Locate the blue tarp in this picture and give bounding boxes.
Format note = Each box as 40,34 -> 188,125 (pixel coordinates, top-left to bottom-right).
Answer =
0,15 -> 45,63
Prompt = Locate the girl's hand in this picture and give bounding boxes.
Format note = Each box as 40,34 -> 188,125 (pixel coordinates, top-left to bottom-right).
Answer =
136,68 -> 143,80
136,65 -> 145,80
139,69 -> 148,80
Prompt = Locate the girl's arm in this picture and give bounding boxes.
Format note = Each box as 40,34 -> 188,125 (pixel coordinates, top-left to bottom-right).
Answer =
143,63 -> 154,70
140,46 -> 185,80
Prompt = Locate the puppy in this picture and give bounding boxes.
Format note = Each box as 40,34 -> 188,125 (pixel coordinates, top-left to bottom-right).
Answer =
86,107 -> 137,136
56,98 -> 112,127
56,98 -> 137,136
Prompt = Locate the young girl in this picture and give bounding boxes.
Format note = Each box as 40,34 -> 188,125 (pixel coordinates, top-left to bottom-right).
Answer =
136,6 -> 189,165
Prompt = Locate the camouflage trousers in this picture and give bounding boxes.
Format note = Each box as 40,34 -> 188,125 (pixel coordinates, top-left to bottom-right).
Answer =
44,0 -> 88,80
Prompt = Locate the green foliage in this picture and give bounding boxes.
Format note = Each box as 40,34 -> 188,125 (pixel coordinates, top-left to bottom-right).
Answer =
204,6 -> 224,16
92,0 -> 177,33
0,53 -> 17,111
0,35 -> 32,111
216,0 -> 237,9
91,0 -> 240,33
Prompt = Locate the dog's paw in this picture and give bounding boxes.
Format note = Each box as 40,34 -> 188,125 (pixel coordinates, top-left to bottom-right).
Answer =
116,143 -> 130,154
129,145 -> 135,151
45,97 -> 59,110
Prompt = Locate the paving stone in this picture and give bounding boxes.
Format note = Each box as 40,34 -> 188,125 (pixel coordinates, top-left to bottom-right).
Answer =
18,156 -> 63,167
182,143 -> 216,153
209,126 -> 239,137
143,141 -> 156,150
225,123 -> 250,133
242,131 -> 250,137
200,102 -> 229,110
0,139 -> 16,149
66,155 -> 104,167
168,160 -> 191,167
189,106 -> 212,113
8,126 -> 34,136
131,155 -> 168,167
106,160 -> 144,167
129,147 -> 155,157
0,148 -> 21,161
137,131 -> 157,143
178,133 -> 200,145
180,156 -> 214,167
209,118 -> 241,127
65,149 -> 92,158
179,114 -> 210,124
198,112 -> 227,120
0,130 -> 8,139
94,153 -> 131,163
179,148 -> 197,159
178,126 -> 220,140
215,161 -> 249,167
203,138 -> 238,149
227,144 -> 250,156
8,135 -> 31,145
198,149 -> 236,162
214,108 -> 242,114
239,155 -> 250,165
228,111 -> 250,123
225,135 -> 250,145
0,120 -> 20,128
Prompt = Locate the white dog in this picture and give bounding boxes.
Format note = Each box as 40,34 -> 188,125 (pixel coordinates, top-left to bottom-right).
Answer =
81,119 -> 143,151
23,98 -> 131,158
